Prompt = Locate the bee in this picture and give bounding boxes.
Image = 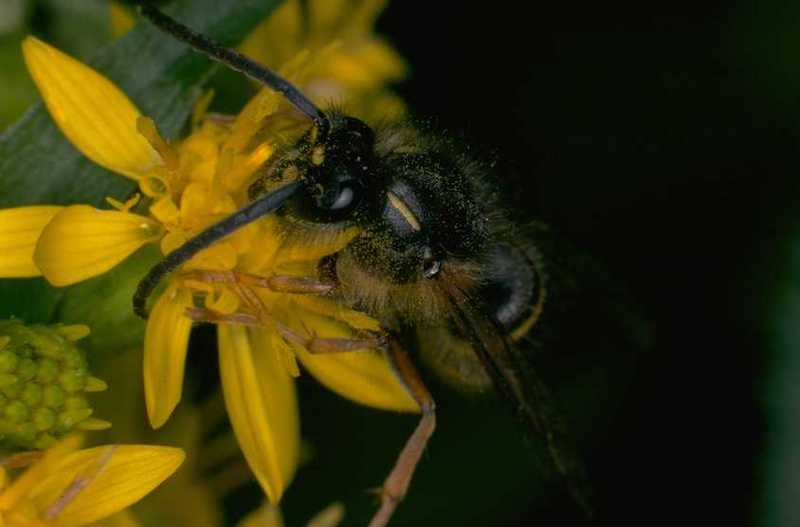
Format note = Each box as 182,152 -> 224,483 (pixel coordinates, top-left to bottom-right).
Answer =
134,3 -> 597,525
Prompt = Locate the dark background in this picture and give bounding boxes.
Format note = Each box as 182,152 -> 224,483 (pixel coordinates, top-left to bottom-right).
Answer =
278,2 -> 800,526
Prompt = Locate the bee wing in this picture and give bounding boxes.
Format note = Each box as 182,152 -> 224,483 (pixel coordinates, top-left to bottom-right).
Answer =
448,294 -> 595,518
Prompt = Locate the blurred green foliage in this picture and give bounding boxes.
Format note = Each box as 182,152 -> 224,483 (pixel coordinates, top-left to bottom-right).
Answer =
0,0 -> 37,129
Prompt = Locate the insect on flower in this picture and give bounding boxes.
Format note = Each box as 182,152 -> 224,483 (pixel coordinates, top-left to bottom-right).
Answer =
131,3 -> 599,525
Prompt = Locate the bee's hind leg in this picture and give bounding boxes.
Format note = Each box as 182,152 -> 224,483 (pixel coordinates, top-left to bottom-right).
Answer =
368,335 -> 437,527
186,302 -> 385,355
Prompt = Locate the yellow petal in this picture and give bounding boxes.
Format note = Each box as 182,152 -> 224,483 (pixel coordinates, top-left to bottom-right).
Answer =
0,206 -> 62,277
90,509 -> 141,527
34,205 -> 161,286
279,304 -> 418,413
307,502 -> 346,527
30,445 -> 185,527
237,503 -> 284,527
239,0 -> 302,67
143,286 -> 193,429
308,0 -> 348,37
218,325 -> 299,503
291,296 -> 381,332
0,435 -> 83,512
109,2 -> 136,38
347,0 -> 389,31
22,37 -> 160,180
321,41 -> 406,90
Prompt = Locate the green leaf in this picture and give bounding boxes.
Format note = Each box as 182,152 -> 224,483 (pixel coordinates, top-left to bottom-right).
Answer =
0,0 -> 284,323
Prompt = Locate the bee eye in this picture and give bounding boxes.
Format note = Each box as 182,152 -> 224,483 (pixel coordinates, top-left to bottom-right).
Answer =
310,174 -> 362,220
326,182 -> 356,211
422,247 -> 441,279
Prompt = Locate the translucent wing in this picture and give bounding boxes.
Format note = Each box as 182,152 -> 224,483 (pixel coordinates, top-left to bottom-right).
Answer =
448,293 -> 596,518
446,224 -> 647,520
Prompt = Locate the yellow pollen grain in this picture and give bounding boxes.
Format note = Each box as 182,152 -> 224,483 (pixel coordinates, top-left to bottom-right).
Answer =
311,145 -> 325,166
387,191 -> 421,231
282,165 -> 300,182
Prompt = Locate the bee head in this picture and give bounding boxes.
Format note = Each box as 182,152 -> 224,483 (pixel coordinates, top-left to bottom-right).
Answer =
290,116 -> 379,223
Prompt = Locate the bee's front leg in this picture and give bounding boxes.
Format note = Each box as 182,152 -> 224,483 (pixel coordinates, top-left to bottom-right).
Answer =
369,335 -> 437,527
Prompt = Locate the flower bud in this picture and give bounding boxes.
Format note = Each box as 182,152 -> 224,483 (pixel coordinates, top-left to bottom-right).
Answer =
0,320 -> 110,449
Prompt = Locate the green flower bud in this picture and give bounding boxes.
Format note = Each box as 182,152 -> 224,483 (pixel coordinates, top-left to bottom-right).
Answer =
0,320 -> 110,449
2,381 -> 22,399
17,358 -> 36,382
36,359 -> 59,383
33,408 -> 56,431
21,383 -> 42,407
4,401 -> 28,423
0,350 -> 19,373
42,385 -> 64,409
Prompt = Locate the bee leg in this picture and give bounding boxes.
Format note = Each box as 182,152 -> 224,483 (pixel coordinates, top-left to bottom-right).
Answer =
368,336 -> 436,527
187,302 -> 384,354
274,322 -> 384,354
182,270 -> 335,295
184,307 -> 261,325
304,333 -> 386,354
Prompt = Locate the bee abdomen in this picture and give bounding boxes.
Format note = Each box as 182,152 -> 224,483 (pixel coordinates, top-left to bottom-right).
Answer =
417,326 -> 494,393
482,242 -> 546,342
417,242 -> 546,393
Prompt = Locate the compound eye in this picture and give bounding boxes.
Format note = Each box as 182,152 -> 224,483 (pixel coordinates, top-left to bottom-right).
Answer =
328,182 -> 356,211
422,246 -> 441,279
316,175 -> 362,216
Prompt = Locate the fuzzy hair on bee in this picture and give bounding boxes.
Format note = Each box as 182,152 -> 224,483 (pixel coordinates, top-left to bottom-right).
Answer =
132,3 -> 597,526
250,112 -> 503,327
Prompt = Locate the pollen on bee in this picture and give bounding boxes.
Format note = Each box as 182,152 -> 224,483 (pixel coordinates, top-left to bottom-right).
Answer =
282,165 -> 300,181
312,145 -> 326,166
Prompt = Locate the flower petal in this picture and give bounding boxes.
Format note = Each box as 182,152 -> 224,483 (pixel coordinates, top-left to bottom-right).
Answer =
279,304 -> 418,413
144,286 -> 193,429
0,206 -> 62,277
218,325 -> 299,503
22,37 -> 160,180
30,445 -> 185,527
237,503 -> 284,527
0,434 -> 83,512
320,40 -> 407,90
34,205 -> 161,286
109,2 -> 137,38
90,509 -> 141,527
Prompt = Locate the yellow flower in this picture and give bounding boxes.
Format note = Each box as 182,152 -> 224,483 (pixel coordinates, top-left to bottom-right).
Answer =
241,0 -> 407,121
0,434 -> 184,526
0,2 -> 417,506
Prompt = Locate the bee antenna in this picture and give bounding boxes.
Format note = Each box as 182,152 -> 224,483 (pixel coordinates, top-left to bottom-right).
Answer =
133,180 -> 303,318
137,2 -> 330,139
